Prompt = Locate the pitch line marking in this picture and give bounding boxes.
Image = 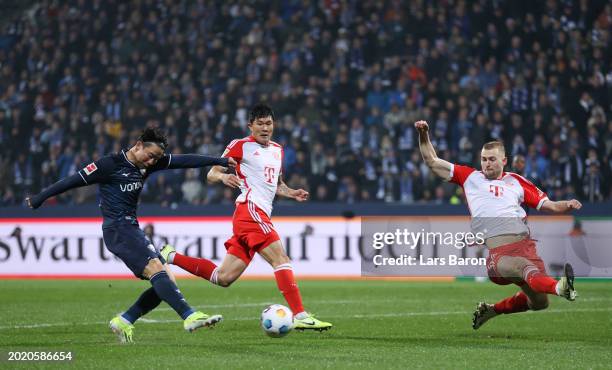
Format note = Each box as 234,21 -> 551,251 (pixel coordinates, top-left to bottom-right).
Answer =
1,307 -> 610,331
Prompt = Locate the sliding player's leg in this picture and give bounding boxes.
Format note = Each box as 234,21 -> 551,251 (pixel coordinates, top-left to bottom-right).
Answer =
473,245 -> 576,330
495,255 -> 576,299
473,282 -> 552,330
258,240 -> 333,332
495,255 -> 558,294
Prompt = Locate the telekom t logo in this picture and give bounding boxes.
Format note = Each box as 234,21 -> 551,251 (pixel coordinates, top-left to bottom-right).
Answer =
264,166 -> 275,184
489,184 -> 504,197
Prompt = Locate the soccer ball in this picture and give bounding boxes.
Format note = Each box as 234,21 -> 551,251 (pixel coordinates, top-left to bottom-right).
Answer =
260,304 -> 294,338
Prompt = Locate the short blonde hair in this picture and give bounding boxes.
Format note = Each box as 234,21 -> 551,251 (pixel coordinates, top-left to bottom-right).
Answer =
482,141 -> 505,155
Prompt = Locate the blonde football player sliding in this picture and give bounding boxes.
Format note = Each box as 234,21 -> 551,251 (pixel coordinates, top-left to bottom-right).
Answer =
414,120 -> 582,329
162,104 -> 332,331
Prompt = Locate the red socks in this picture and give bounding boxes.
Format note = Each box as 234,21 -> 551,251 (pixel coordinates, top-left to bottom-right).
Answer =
274,264 -> 305,315
173,253 -> 218,282
522,265 -> 558,295
493,291 -> 530,314
172,255 -> 306,314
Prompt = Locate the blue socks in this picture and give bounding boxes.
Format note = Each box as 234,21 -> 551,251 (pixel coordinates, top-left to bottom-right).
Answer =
149,271 -> 194,320
121,287 -> 162,324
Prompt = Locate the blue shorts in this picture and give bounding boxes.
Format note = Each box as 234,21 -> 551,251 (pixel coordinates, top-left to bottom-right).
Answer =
102,222 -> 165,279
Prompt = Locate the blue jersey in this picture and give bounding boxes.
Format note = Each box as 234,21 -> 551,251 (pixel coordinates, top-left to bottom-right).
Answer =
79,150 -> 165,226
30,149 -> 228,227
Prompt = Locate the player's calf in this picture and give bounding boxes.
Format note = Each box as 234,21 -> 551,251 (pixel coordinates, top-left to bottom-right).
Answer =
528,296 -> 549,311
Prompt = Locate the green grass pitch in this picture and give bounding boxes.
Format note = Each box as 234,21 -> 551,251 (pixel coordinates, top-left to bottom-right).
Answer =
1,279 -> 610,369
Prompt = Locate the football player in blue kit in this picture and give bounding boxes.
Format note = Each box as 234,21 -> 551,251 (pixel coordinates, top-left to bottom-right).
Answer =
26,127 -> 236,343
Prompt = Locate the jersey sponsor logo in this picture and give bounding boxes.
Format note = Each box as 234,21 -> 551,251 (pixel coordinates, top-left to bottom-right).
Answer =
120,181 -> 143,192
264,166 -> 275,184
489,184 -> 504,197
83,162 -> 98,175
121,172 -> 130,177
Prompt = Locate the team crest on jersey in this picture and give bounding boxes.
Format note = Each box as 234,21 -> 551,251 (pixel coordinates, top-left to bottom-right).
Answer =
83,162 -> 98,175
273,152 -> 280,160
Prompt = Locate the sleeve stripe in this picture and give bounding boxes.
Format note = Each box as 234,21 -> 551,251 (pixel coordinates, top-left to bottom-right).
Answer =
536,197 -> 549,210
78,171 -> 88,184
447,163 -> 454,182
226,139 -> 239,149
167,154 -> 172,169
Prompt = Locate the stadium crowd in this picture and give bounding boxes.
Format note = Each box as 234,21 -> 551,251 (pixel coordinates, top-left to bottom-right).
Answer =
0,0 -> 610,207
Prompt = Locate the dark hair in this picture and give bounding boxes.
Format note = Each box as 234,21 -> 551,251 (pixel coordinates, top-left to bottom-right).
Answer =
138,127 -> 167,150
248,103 -> 275,123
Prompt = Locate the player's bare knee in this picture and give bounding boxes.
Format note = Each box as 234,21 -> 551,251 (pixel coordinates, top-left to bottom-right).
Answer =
268,253 -> 290,269
216,271 -> 236,288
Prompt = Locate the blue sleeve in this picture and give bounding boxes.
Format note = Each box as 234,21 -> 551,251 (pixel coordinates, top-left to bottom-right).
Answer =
148,154 -> 229,172
77,156 -> 116,184
28,173 -> 86,209
29,156 -> 115,209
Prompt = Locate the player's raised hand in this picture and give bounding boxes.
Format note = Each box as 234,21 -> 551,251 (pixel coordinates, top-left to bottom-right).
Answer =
414,120 -> 429,133
221,173 -> 242,188
292,189 -> 309,202
566,199 -> 582,211
226,157 -> 237,168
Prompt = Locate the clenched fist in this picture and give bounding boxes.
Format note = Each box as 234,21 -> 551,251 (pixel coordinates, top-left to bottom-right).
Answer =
414,120 -> 429,133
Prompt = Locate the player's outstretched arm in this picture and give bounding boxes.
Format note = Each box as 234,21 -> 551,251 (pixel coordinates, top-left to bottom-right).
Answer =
26,173 -> 88,209
26,157 -> 113,209
276,175 -> 309,202
540,199 -> 582,213
415,120 -> 452,180
156,154 -> 236,170
206,165 -> 242,188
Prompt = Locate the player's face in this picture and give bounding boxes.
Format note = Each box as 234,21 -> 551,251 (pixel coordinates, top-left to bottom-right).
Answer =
134,142 -> 164,168
249,116 -> 274,145
480,148 -> 506,180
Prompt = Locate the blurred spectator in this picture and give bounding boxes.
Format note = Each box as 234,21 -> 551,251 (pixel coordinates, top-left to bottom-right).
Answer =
0,0 -> 610,208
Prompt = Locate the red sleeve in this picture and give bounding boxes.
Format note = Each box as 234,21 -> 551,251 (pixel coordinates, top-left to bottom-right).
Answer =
222,139 -> 243,161
449,164 -> 476,186
509,173 -> 549,210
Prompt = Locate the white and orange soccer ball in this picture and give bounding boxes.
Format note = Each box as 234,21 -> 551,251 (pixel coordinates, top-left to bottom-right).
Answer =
260,304 -> 294,338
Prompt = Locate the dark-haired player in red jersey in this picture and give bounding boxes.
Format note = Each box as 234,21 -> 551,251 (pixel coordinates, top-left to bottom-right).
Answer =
414,120 -> 582,330
161,103 -> 332,331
